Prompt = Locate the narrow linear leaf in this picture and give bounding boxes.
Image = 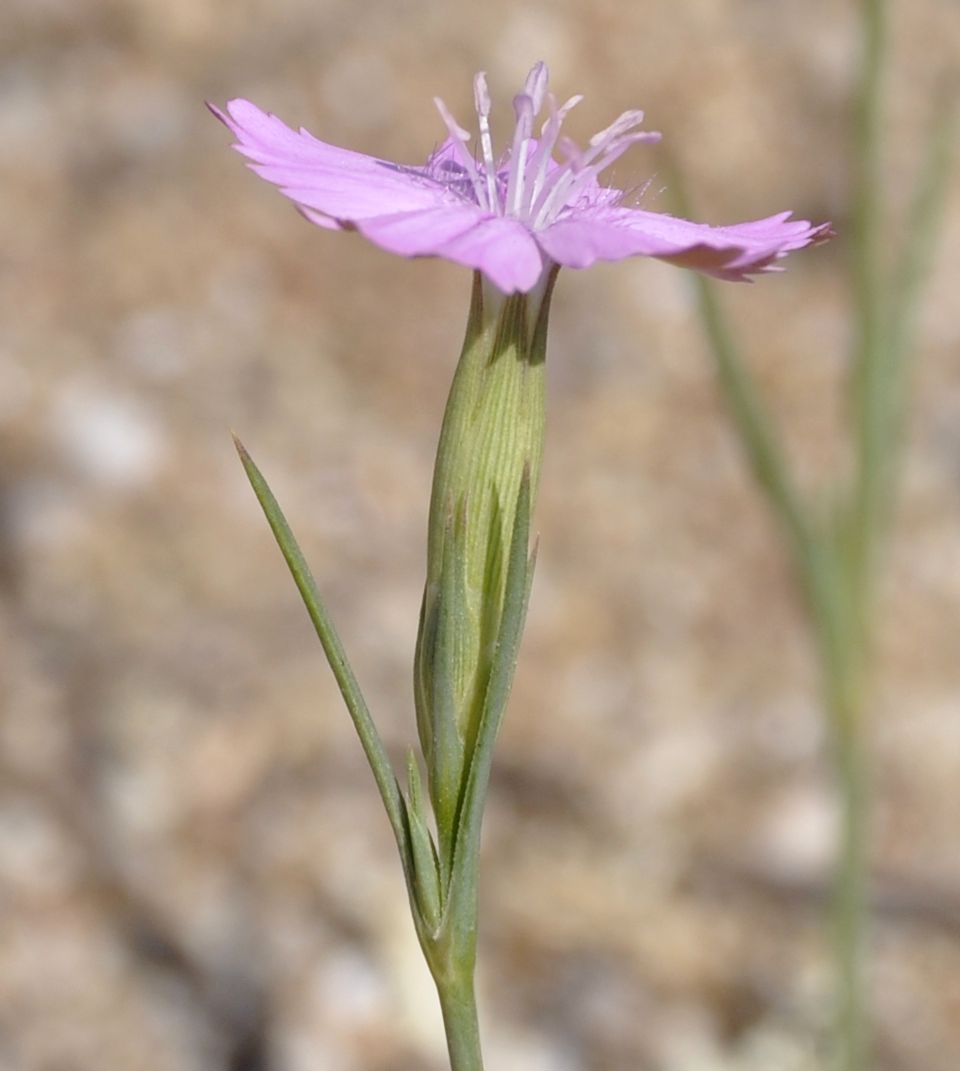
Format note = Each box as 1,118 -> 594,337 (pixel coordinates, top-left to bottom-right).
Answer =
852,91 -> 955,578
234,436 -> 407,852
888,96 -> 956,371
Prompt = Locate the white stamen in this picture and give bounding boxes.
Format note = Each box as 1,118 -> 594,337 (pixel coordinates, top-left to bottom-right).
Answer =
431,67 -> 657,231
552,136 -> 651,216
433,96 -> 488,208
473,72 -> 500,212
530,138 -> 584,227
588,110 -> 646,148
533,116 -> 659,228
506,94 -> 535,217
523,93 -> 583,215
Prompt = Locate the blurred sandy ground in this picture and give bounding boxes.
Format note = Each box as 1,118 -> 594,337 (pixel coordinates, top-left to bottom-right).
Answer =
1,1 -> 959,1068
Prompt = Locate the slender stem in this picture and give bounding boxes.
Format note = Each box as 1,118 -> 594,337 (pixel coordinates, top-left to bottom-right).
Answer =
888,97 -> 956,369
830,690 -> 870,1071
851,0 -> 886,336
884,96 -> 957,461
850,0 -> 889,596
805,527 -> 871,1071
693,272 -> 816,571
437,973 -> 484,1071
666,158 -> 818,581
830,5 -> 887,1066
820,603 -> 870,1071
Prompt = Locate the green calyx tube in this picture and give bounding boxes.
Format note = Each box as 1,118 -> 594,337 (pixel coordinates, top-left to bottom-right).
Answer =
414,269 -> 557,871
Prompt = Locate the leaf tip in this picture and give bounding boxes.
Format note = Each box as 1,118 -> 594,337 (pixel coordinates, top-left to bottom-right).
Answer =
231,431 -> 249,459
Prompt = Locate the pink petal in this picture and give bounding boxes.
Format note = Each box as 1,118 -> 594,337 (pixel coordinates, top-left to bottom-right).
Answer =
537,207 -> 831,281
211,99 -> 448,222
435,215 -> 545,293
355,208 -> 544,294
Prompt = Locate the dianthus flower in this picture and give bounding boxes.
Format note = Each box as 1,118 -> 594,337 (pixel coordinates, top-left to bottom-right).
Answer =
216,63 -> 833,1071
211,62 -> 830,294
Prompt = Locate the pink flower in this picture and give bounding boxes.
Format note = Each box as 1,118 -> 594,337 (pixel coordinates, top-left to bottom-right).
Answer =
211,63 -> 831,294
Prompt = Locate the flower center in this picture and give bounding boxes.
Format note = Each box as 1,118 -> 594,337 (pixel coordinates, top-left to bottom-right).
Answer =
431,62 -> 660,230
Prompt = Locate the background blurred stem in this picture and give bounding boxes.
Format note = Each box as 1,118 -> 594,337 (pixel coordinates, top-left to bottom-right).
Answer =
676,1 -> 905,1066
836,1 -> 889,1058
685,247 -> 816,572
850,0 -> 889,603
686,271 -> 872,1071
825,647 -> 869,1071
884,96 -> 958,479
673,143 -> 873,1059
807,533 -> 870,1071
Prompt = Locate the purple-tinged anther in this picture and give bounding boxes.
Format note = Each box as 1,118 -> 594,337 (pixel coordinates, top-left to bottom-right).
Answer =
211,63 -> 832,294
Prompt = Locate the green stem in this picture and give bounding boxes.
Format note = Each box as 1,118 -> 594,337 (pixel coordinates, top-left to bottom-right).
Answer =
850,0 -> 889,598
807,533 -> 870,1071
822,625 -> 870,1071
884,96 -> 957,470
831,697 -> 870,1071
837,5 -> 886,1063
665,159 -> 817,581
437,973 -> 484,1071
690,268 -> 816,573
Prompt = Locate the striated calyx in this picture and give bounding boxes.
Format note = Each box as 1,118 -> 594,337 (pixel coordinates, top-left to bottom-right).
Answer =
414,270 -> 555,855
